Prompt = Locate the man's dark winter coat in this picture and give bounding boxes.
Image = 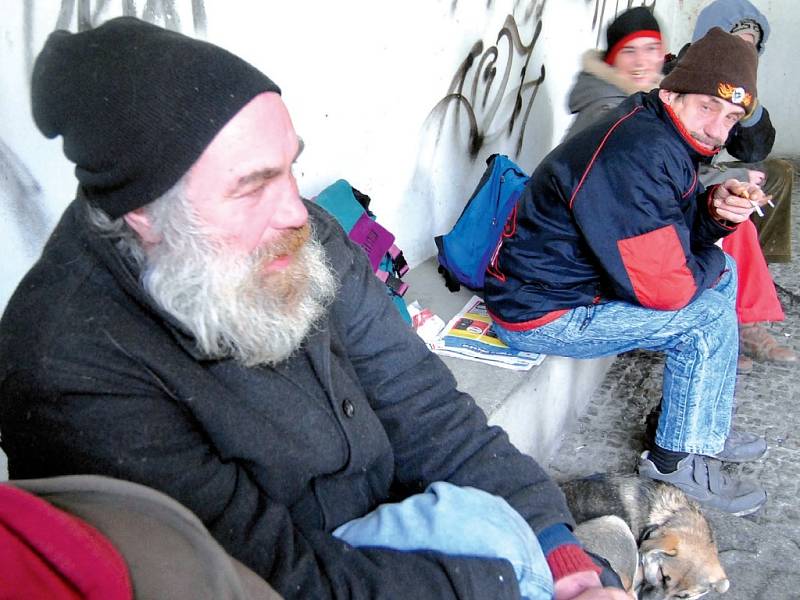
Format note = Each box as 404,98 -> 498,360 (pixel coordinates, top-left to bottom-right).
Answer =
0,201 -> 572,599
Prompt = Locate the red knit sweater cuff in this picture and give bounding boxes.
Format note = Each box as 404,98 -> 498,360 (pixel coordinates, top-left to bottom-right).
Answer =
546,544 -> 602,581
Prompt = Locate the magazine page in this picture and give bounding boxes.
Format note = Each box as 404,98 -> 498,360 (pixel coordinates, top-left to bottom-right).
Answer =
429,295 -> 545,371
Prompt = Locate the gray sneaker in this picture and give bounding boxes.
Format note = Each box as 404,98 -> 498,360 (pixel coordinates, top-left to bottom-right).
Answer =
638,451 -> 767,516
644,405 -> 765,463
713,429 -> 767,463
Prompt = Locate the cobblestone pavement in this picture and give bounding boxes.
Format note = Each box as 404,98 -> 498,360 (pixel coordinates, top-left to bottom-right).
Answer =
547,159 -> 800,597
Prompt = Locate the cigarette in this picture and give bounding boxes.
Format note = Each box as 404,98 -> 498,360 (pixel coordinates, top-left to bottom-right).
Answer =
767,199 -> 775,208
750,200 -> 764,217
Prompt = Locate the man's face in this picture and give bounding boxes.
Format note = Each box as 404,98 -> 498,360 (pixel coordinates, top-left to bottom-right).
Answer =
185,91 -> 308,270
659,91 -> 745,151
612,36 -> 664,89
734,31 -> 757,46
127,91 -> 337,366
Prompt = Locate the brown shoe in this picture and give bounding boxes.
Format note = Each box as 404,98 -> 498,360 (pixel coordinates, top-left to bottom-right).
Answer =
737,354 -> 754,374
740,323 -> 798,363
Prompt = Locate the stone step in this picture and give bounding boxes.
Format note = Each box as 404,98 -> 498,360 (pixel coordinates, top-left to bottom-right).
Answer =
403,257 -> 614,463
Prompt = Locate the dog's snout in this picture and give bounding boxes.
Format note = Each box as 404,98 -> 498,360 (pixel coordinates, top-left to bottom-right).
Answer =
713,578 -> 730,593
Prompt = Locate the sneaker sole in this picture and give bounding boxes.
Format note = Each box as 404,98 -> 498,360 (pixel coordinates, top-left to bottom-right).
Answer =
713,446 -> 768,464
728,494 -> 768,517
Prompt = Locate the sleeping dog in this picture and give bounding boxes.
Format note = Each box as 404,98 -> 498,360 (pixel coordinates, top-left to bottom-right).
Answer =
562,475 -> 729,600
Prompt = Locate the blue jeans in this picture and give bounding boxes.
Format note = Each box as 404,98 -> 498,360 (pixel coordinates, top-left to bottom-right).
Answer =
495,255 -> 739,456
333,481 -> 553,600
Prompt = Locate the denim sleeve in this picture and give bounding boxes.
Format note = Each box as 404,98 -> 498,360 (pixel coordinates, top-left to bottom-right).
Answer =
333,482 -> 554,600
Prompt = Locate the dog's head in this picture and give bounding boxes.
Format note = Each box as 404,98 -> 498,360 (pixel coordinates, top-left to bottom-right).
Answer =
636,523 -> 729,600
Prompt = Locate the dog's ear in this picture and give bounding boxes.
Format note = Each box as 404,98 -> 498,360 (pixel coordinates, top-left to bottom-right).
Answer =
639,530 -> 680,587
640,530 -> 679,557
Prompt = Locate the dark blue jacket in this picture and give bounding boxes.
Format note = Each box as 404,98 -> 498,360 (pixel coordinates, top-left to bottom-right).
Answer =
485,90 -> 735,329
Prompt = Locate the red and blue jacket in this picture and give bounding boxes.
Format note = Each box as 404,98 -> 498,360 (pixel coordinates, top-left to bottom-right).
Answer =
485,90 -> 735,330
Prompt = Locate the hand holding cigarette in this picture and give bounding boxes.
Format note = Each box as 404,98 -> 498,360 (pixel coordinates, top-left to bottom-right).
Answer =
733,186 -> 765,217
712,179 -> 771,223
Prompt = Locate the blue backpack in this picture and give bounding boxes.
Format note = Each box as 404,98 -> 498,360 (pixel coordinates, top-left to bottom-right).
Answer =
435,154 -> 530,291
315,180 -> 412,324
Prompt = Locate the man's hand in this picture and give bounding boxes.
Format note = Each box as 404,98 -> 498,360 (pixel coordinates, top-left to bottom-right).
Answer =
747,170 -> 765,187
554,569 -> 632,600
571,590 -> 632,600
712,178 -> 772,223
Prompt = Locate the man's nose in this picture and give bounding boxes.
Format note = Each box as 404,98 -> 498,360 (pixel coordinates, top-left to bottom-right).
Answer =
705,116 -> 729,146
268,181 -> 308,231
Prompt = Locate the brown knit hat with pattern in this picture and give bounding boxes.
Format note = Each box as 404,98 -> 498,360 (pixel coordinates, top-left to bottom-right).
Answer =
661,27 -> 758,116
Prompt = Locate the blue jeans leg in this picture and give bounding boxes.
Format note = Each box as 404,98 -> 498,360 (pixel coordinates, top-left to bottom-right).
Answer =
495,255 -> 739,456
333,481 -> 554,600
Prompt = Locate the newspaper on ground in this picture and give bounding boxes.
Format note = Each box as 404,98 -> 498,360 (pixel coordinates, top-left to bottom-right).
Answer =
422,295 -> 545,371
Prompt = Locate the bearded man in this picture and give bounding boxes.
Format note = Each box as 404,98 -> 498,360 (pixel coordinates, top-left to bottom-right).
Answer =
0,17 -> 629,600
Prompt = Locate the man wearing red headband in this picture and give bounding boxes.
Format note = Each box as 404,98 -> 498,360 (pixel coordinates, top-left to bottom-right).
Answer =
565,7 -> 664,140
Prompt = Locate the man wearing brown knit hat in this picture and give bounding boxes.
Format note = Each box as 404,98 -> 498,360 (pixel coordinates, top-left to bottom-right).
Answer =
666,0 -> 796,374
485,27 -> 770,516
0,16 -> 627,600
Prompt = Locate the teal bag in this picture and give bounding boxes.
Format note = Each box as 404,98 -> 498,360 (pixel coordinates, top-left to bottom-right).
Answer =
315,180 -> 412,324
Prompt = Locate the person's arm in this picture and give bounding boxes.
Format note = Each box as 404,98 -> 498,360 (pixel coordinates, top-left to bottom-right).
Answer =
725,103 -> 775,163
0,359 -> 522,600
326,210 -> 602,588
569,147 -> 728,310
565,99 -> 620,142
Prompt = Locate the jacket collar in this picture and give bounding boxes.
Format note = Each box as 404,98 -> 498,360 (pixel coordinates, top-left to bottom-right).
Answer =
73,203 -> 210,360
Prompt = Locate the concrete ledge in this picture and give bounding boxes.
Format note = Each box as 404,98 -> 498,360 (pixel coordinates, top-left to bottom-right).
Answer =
404,257 -> 614,464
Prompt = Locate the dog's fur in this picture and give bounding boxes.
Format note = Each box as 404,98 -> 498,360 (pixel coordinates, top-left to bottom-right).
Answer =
561,475 -> 729,600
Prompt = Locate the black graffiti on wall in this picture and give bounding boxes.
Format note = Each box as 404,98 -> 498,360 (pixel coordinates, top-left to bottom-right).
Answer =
22,0 -> 208,76
424,11 -> 547,160
450,0 -> 545,22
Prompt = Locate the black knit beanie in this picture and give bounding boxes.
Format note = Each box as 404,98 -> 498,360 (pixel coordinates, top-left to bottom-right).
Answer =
31,17 -> 281,218
661,27 -> 758,116
604,6 -> 661,65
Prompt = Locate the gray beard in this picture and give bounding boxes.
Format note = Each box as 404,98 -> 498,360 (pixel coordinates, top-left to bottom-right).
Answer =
140,212 -> 337,367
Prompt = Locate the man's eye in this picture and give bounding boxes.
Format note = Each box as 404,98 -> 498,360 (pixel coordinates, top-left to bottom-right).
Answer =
237,183 -> 265,198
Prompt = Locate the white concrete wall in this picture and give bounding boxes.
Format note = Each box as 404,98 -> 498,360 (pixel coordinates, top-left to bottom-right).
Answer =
1,0 -> 798,312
